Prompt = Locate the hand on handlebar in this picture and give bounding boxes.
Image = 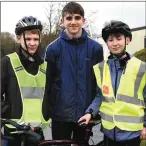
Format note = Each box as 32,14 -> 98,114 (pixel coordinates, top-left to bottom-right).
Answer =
78,113 -> 92,126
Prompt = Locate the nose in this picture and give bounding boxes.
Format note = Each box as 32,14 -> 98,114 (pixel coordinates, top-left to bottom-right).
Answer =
113,40 -> 118,46
29,40 -> 35,46
70,18 -> 76,24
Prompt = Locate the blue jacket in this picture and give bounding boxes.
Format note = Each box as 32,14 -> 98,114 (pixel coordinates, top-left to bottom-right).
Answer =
44,29 -> 103,122
88,53 -> 146,141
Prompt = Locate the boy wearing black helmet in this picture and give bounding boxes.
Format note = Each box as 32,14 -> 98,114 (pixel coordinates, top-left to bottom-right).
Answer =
79,20 -> 146,146
1,16 -> 50,146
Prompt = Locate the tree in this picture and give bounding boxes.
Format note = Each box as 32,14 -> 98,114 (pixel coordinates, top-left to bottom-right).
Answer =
83,10 -> 98,38
1,32 -> 19,58
134,48 -> 146,62
43,1 -> 100,44
40,2 -> 68,49
43,2 -> 67,36
41,33 -> 57,48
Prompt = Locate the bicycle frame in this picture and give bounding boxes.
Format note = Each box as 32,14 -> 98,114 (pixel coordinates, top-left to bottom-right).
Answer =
37,139 -> 104,146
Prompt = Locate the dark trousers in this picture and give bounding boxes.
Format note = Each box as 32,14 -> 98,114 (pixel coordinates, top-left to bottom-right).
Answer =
104,135 -> 141,146
52,120 -> 88,145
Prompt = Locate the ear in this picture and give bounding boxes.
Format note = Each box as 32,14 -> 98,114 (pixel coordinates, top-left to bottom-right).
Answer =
82,18 -> 86,24
60,18 -> 65,29
61,18 -> 64,24
126,37 -> 131,45
16,35 -> 21,43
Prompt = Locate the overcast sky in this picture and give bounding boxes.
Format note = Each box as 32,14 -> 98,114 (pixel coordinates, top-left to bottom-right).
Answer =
1,2 -> 145,35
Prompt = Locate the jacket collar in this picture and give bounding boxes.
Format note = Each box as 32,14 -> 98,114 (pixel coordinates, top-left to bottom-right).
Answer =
108,52 -> 131,68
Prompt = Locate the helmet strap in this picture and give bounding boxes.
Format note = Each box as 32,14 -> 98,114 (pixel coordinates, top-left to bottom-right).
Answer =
21,32 -> 40,61
23,32 -> 29,52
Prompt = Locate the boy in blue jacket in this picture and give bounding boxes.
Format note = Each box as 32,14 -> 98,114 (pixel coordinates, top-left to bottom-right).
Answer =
44,1 -> 103,144
79,20 -> 146,146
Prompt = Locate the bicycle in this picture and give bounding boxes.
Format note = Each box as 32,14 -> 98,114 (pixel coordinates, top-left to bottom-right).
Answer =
1,118 -> 104,146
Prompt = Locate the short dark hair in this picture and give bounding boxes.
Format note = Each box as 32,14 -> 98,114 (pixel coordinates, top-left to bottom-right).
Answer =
62,2 -> 84,18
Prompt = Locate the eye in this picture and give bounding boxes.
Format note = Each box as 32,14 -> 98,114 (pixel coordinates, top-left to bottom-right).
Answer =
74,16 -> 81,20
117,37 -> 122,40
108,39 -> 113,42
66,16 -> 72,21
25,38 -> 31,41
34,38 -> 39,41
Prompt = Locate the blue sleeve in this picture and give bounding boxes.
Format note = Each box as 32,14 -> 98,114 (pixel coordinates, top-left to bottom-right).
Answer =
97,44 -> 104,63
93,44 -> 104,65
85,85 -> 102,118
43,45 -> 56,120
44,45 -> 56,63
143,85 -> 146,127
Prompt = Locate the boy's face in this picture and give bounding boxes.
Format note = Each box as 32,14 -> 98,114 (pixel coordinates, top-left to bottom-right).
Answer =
61,13 -> 85,36
17,30 -> 40,55
106,33 -> 130,55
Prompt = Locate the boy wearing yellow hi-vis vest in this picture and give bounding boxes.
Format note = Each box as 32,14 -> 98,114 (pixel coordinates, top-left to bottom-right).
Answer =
1,16 -> 50,146
79,20 -> 146,146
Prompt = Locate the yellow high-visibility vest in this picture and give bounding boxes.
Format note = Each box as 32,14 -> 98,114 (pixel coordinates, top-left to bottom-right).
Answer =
7,52 -> 50,129
93,57 -> 146,131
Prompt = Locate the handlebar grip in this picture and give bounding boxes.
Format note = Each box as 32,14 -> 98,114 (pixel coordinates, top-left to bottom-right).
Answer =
1,119 -> 22,141
1,119 -> 23,130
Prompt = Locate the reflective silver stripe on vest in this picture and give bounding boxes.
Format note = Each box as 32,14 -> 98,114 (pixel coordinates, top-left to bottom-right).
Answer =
100,112 -> 144,123
117,62 -> 145,106
100,112 -> 113,122
102,96 -> 115,103
114,115 -> 144,123
98,61 -> 104,83
117,95 -> 145,106
21,87 -> 44,99
15,66 -> 24,71
134,62 -> 145,97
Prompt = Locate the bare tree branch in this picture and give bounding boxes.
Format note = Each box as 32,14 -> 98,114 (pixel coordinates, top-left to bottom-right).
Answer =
43,2 -> 67,35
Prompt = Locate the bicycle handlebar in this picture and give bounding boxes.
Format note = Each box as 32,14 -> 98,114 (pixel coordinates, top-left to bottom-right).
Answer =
78,115 -> 101,127
1,117 -> 101,146
1,118 -> 42,144
1,119 -> 25,130
1,119 -> 23,140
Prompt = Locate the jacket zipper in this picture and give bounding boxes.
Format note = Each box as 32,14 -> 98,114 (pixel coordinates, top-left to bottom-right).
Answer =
114,59 -> 118,96
75,39 -> 78,121
114,59 -> 118,141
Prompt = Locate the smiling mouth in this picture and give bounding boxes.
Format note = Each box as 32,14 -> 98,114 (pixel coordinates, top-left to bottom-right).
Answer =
112,48 -> 119,50
28,48 -> 36,50
71,27 -> 78,30
70,25 -> 78,27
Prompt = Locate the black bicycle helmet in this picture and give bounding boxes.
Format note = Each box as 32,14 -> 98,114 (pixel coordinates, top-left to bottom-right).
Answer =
102,20 -> 132,42
15,16 -> 43,35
